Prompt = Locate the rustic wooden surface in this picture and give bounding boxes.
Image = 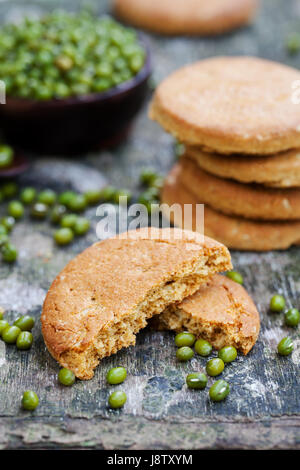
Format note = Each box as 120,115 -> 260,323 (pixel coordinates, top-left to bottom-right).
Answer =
0,0 -> 300,449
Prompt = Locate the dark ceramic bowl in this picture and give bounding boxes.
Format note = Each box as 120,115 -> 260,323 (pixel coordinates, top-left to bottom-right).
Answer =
0,38 -> 151,155
0,152 -> 30,179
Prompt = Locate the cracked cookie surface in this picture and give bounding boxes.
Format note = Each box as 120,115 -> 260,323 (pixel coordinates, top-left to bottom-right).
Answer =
114,0 -> 258,35
186,146 -> 300,189
161,164 -> 300,250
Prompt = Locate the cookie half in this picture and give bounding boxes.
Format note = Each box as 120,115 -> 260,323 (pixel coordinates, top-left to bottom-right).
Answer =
152,274 -> 260,355
179,157 -> 300,220
114,0 -> 258,36
150,57 -> 300,155
186,146 -> 300,188
161,164 -> 300,250
41,227 -> 231,379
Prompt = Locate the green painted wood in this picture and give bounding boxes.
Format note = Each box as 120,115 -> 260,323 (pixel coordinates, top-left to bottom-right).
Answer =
0,0 -> 299,449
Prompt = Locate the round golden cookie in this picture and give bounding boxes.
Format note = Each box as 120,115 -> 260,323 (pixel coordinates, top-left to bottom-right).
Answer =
179,157 -> 300,220
186,146 -> 300,188
161,164 -> 300,250
152,274 -> 260,354
41,227 -> 231,379
113,0 -> 258,35
150,57 -> 300,155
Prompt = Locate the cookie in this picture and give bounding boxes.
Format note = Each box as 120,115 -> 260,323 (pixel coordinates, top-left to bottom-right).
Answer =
186,146 -> 300,188
152,274 -> 260,355
179,157 -> 300,220
113,0 -> 258,36
41,227 -> 231,379
161,164 -> 300,250
149,57 -> 300,155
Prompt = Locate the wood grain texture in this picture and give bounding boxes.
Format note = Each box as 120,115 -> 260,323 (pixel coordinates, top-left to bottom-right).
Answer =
0,0 -> 299,449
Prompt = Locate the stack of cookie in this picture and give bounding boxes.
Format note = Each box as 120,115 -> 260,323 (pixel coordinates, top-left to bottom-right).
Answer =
42,227 -> 233,379
150,56 -> 300,251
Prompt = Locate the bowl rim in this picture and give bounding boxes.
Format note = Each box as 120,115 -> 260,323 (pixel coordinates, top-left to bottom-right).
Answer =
4,33 -> 152,110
